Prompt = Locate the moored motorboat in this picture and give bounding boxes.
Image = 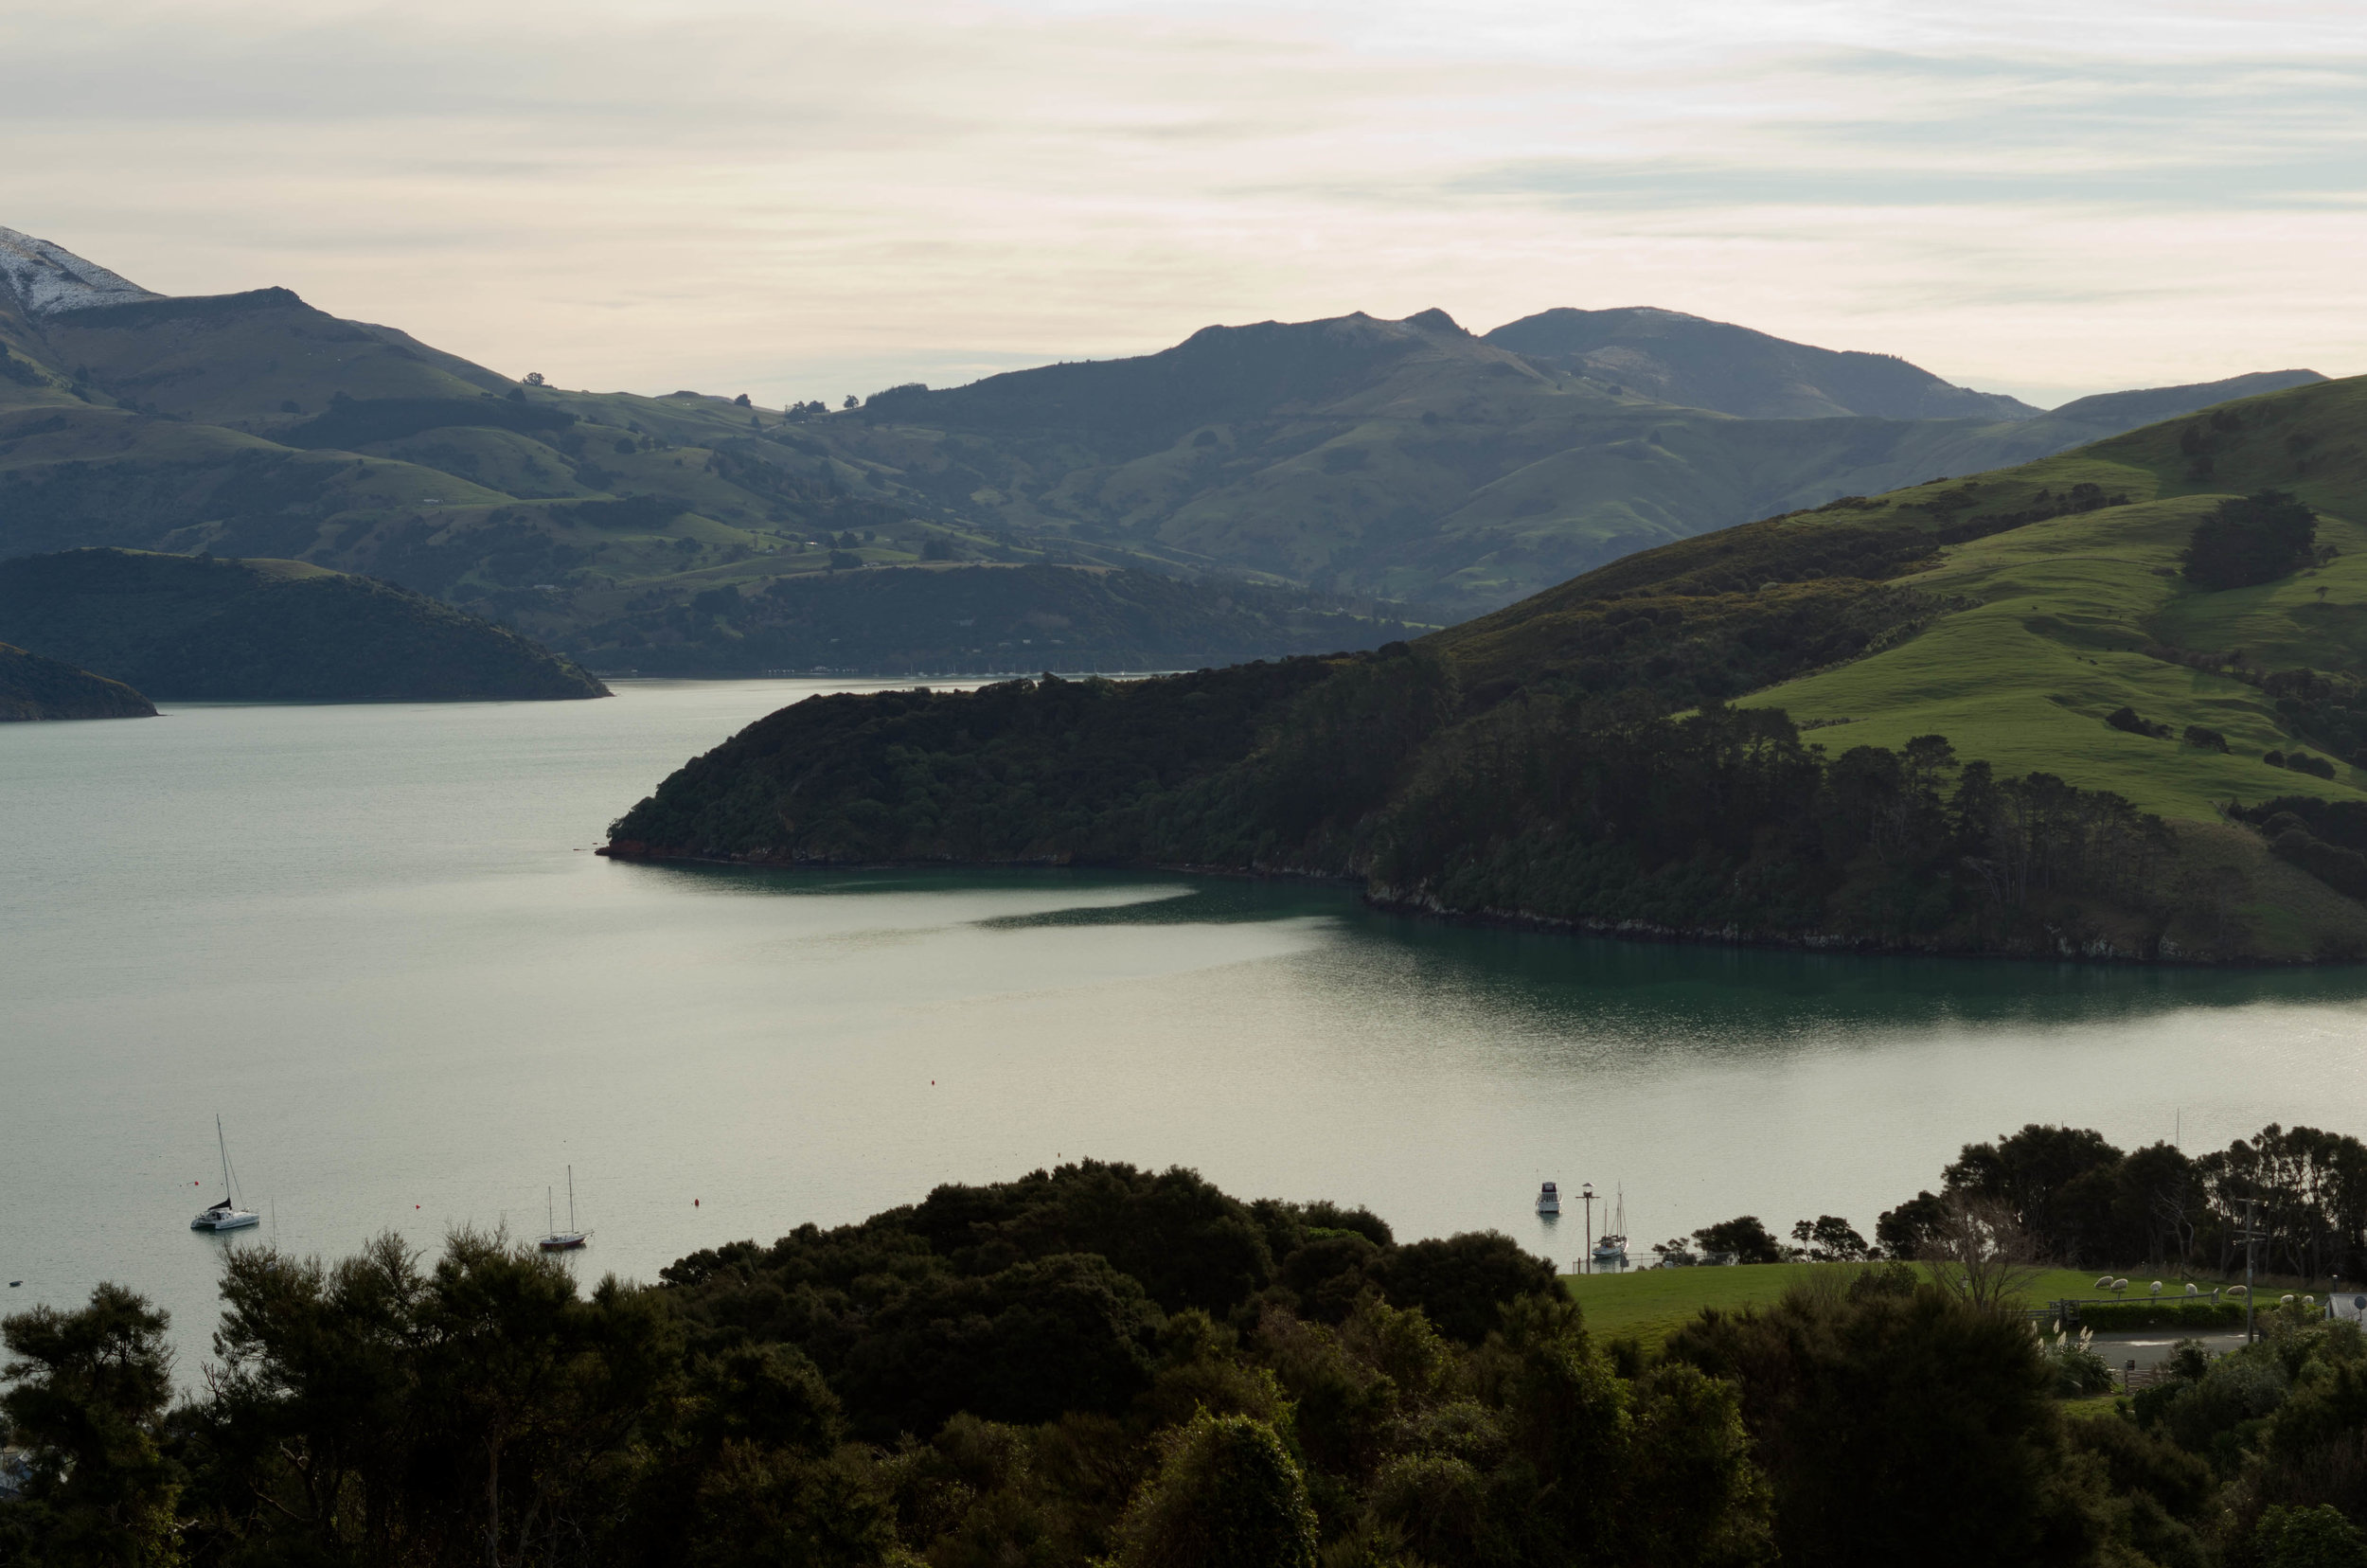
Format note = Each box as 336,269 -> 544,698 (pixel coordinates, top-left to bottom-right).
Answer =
1536,1181 -> 1560,1217
191,1114 -> 259,1232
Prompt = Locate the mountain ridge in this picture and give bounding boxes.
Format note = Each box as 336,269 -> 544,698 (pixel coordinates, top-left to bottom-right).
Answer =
0,224 -> 160,320
0,224 -> 2329,662
1480,305 -> 2042,421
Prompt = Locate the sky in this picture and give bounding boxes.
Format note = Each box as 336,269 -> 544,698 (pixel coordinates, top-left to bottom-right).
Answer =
2,0 -> 2362,409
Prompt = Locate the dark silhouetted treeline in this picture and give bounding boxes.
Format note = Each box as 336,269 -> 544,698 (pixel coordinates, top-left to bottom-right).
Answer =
610,662 -> 2228,960
16,1159 -> 2367,1566
1872,1120 -> 2367,1282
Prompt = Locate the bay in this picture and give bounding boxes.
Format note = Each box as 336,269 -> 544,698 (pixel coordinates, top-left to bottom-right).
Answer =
5,679 -> 2366,1375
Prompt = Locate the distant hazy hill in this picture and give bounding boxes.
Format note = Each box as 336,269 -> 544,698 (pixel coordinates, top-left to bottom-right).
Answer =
606,371 -> 2367,964
0,223 -> 2326,660
577,561 -> 1433,675
832,312 -> 2321,615
1480,306 -> 2040,420
0,639 -> 153,721
0,549 -> 608,701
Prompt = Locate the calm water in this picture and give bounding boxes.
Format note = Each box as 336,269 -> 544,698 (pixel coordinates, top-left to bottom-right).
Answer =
7,680 -> 2367,1373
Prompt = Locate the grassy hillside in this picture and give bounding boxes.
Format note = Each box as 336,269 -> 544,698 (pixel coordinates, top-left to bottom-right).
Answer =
1741,375 -> 2367,817
1563,1262 -> 2279,1346
0,549 -> 608,702
606,372 -> 2367,964
0,639 -> 153,720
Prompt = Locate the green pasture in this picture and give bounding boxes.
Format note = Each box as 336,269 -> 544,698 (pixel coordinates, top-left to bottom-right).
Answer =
1563,1262 -> 2307,1345
1744,493 -> 2367,824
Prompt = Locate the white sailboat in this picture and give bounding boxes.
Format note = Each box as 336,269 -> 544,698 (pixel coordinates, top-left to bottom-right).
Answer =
1590,1185 -> 1628,1270
538,1165 -> 589,1252
190,1115 -> 260,1233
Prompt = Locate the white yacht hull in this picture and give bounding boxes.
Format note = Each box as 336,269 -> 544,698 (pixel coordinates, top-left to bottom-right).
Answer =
192,1209 -> 259,1232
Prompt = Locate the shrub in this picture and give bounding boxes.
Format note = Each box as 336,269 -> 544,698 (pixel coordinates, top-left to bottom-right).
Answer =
2107,706 -> 2172,739
1374,1232 -> 1558,1343
2075,1300 -> 2246,1331
2040,1325 -> 2116,1396
2184,725 -> 2230,752
2290,752 -> 2340,780
1666,1284 -> 2089,1564
1113,1414 -> 1319,1568
2268,829 -> 2367,900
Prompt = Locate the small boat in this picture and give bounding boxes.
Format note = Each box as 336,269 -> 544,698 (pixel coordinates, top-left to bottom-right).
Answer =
538,1166 -> 589,1252
191,1115 -> 260,1233
1537,1181 -> 1561,1217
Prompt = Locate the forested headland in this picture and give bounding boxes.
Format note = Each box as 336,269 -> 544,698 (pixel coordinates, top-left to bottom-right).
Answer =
0,640 -> 152,721
607,374 -> 2367,964
15,1154 -> 2367,1568
0,549 -> 607,703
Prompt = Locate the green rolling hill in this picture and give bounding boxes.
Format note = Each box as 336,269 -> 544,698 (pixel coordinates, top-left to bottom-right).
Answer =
0,225 -> 2319,672
1732,376 -> 2367,819
605,372 -> 2367,964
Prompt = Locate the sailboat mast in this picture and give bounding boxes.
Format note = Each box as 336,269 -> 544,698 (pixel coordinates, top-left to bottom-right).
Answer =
567,1165 -> 576,1232
216,1114 -> 232,1203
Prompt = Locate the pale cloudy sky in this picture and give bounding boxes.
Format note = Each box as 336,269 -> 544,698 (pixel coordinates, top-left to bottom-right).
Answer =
3,0 -> 2361,408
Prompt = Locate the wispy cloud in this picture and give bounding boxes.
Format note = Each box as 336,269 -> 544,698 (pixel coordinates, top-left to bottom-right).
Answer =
0,0 -> 2358,404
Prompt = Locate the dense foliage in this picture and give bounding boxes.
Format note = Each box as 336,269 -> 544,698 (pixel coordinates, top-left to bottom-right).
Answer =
18,1158 -> 2367,1565
1875,1120 -> 2367,1279
0,1166 -> 1755,1568
0,548 -> 607,702
2180,490 -> 2323,590
612,656 -> 2203,958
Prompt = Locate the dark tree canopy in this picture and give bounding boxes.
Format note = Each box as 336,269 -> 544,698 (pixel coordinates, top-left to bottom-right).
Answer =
1693,1216 -> 1785,1264
2181,490 -> 2320,590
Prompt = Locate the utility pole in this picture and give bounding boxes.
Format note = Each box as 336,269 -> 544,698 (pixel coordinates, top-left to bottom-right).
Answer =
1581,1184 -> 1596,1276
2245,1196 -> 2261,1345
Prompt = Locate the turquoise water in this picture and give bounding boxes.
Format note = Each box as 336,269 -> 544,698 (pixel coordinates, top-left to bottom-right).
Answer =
6,679 -> 2367,1373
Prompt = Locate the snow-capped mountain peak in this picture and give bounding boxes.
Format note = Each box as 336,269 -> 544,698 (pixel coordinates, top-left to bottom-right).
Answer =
0,227 -> 161,318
